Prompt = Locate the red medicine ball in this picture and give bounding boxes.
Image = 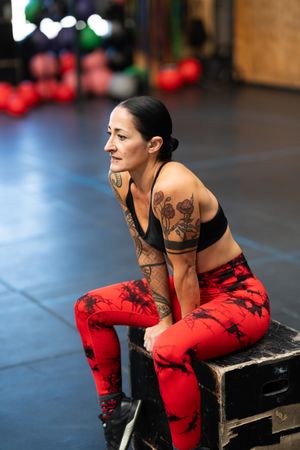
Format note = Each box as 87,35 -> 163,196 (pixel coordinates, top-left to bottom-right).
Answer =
157,66 -> 183,91
178,58 -> 202,84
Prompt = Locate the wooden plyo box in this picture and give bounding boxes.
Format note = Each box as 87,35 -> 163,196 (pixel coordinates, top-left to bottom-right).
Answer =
128,321 -> 300,450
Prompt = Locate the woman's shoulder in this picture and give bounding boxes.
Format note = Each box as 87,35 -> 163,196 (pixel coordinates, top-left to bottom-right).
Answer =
156,161 -> 201,191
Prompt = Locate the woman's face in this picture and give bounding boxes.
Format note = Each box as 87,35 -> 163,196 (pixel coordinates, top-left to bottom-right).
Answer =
104,106 -> 149,173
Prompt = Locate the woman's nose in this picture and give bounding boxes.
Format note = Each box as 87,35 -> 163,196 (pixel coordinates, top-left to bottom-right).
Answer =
104,136 -> 115,152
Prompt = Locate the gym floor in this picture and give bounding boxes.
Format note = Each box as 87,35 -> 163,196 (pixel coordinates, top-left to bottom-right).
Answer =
1,83 -> 300,450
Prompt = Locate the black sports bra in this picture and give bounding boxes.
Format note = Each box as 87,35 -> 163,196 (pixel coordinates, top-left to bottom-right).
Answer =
125,163 -> 228,254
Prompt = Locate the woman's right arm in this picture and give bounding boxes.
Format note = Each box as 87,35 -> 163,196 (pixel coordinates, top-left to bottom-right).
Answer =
109,172 -> 173,325
108,171 -> 173,325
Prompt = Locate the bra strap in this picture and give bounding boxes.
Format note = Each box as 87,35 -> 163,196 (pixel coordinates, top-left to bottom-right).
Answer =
150,161 -> 169,194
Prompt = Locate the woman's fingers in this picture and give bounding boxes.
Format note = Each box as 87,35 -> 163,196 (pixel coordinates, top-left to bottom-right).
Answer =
144,330 -> 154,352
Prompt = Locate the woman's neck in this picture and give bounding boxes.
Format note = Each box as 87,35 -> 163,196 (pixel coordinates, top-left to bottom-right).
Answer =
129,160 -> 163,195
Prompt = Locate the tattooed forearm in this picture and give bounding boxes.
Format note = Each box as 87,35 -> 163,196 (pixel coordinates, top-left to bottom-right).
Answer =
124,209 -> 135,232
140,262 -> 165,285
124,209 -> 143,258
147,287 -> 172,320
152,290 -> 172,319
140,261 -> 172,320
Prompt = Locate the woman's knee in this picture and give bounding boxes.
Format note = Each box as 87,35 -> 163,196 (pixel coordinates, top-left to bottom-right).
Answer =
74,291 -> 102,322
152,332 -> 185,367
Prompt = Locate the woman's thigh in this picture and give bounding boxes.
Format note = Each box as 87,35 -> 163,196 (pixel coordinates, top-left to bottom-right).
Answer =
154,280 -> 270,362
75,278 -> 160,328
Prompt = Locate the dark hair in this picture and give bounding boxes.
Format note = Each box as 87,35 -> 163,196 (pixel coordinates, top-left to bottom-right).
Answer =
119,96 -> 179,161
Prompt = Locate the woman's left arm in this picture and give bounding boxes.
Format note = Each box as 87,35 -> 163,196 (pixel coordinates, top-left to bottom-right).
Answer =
153,182 -> 201,317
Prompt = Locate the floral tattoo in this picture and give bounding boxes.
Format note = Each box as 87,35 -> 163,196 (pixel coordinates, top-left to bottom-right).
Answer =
153,191 -> 200,253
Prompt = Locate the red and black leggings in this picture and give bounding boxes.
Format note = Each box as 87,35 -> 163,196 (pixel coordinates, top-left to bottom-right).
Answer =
74,253 -> 270,450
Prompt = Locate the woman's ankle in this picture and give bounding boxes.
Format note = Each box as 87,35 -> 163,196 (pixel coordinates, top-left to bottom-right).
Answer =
98,392 -> 123,420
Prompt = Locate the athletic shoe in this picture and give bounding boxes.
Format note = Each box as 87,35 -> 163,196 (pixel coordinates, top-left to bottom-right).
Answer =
100,396 -> 142,450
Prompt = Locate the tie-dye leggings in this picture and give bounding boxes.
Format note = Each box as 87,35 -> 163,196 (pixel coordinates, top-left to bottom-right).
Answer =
74,253 -> 270,450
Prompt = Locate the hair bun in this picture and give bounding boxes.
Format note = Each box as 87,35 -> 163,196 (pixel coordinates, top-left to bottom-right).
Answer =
169,136 -> 179,152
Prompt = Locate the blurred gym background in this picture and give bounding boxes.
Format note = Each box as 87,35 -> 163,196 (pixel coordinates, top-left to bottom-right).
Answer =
1,1 -> 300,449
1,0 -> 299,113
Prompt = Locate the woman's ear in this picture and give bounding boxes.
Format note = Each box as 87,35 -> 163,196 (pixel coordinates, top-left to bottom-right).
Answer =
148,136 -> 163,155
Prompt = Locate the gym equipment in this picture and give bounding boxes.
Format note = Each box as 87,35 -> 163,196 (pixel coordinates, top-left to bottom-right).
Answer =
36,78 -> 58,101
54,83 -> 75,102
178,57 -> 202,84
59,52 -> 75,74
107,72 -> 139,100
25,0 -> 42,25
18,81 -> 40,107
129,321 -> 300,450
157,66 -> 183,91
62,70 -> 89,95
0,82 -> 13,110
85,67 -> 112,96
79,26 -> 102,51
81,49 -> 107,72
29,52 -> 59,79
6,92 -> 28,116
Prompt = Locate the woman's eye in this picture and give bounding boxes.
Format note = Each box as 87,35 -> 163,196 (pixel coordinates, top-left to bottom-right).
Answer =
118,135 -> 126,141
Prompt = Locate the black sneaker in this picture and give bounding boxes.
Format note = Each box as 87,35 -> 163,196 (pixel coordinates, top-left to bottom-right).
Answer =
100,396 -> 142,450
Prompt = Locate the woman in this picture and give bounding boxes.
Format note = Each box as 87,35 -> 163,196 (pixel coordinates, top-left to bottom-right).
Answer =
74,96 -> 270,450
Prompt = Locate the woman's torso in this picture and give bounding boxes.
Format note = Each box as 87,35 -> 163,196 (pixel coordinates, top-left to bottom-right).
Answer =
119,161 -> 242,273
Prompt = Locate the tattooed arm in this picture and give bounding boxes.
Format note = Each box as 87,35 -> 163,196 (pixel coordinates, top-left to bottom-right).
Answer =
108,171 -> 173,327
153,181 -> 201,317
125,208 -> 173,324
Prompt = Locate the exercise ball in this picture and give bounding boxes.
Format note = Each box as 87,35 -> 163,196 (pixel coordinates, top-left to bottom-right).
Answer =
86,67 -> 112,96
29,53 -> 59,79
107,73 -> 138,100
18,81 -> 40,108
25,0 -> 42,25
6,92 -> 28,117
62,70 -> 89,94
81,49 -> 107,72
59,52 -> 76,74
0,82 -> 13,110
178,58 -> 202,84
54,83 -> 76,103
80,26 -> 102,51
36,79 -> 58,101
157,66 -> 183,91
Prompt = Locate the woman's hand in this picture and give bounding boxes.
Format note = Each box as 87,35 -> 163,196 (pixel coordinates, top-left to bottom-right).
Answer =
144,319 -> 172,353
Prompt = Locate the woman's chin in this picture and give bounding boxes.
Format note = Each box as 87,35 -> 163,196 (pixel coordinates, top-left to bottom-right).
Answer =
110,161 -> 126,172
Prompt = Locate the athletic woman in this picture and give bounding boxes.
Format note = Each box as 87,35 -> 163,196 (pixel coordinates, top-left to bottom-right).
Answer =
74,96 -> 270,450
